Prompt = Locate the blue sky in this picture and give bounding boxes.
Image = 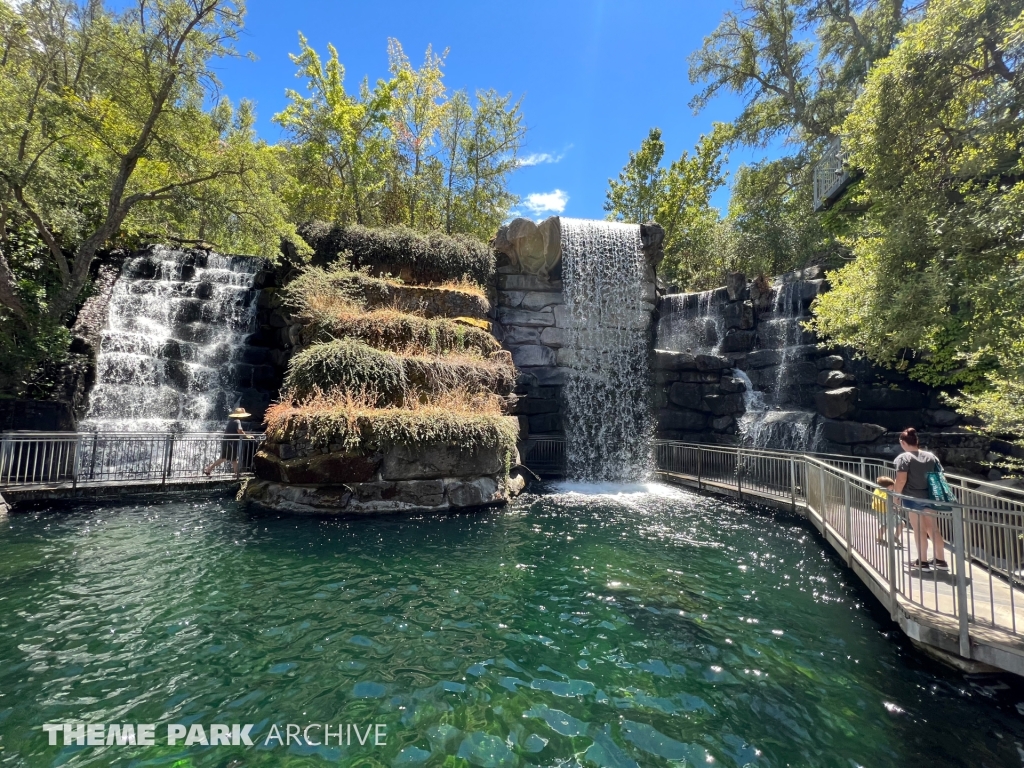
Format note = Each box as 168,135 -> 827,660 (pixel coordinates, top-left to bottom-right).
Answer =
214,0 -> 768,221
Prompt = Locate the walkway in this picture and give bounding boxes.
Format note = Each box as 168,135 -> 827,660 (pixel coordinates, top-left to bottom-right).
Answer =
652,441 -> 1024,677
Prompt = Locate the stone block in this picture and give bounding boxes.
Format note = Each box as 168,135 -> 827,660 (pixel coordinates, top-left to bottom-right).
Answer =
711,415 -> 735,432
703,393 -> 745,416
653,350 -> 699,371
512,344 -> 556,368
695,354 -> 731,371
553,304 -> 571,328
657,409 -> 708,431
516,397 -> 560,415
746,350 -> 781,369
529,413 -> 562,433
498,290 -> 526,308
669,382 -> 703,408
521,291 -> 564,311
926,409 -> 959,427
446,476 -> 501,508
521,366 -> 566,386
719,330 -> 756,353
382,443 -> 502,480
856,409 -> 926,431
858,387 -> 926,411
556,348 -> 578,366
815,387 -> 858,419
818,369 -> 854,388
498,273 -> 561,291
540,326 -> 566,348
816,354 -> 845,370
394,479 -> 445,507
723,300 -> 754,329
654,369 -> 681,384
726,272 -> 748,301
255,449 -> 383,484
802,279 -> 826,301
720,376 -> 746,394
822,420 -> 887,445
501,325 -> 542,345
497,307 -> 554,327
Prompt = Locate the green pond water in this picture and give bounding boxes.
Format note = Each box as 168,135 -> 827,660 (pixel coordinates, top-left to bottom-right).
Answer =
2,483 -> 1024,767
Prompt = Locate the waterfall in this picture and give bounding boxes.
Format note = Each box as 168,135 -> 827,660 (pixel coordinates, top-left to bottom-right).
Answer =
655,288 -> 727,355
82,246 -> 265,432
559,218 -> 653,481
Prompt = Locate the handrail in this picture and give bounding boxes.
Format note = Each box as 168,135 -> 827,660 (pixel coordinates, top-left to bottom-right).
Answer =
0,431 -> 266,488
654,439 -> 1024,657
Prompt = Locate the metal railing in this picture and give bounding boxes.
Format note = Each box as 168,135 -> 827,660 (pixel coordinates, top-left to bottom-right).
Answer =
654,440 -> 1024,654
521,437 -> 566,475
0,431 -> 265,489
813,137 -> 854,211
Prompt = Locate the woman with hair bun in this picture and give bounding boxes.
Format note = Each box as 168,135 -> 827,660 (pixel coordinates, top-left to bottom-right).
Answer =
893,427 -> 947,571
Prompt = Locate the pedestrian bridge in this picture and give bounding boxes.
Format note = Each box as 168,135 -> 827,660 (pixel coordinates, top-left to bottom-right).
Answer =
0,431 -> 265,506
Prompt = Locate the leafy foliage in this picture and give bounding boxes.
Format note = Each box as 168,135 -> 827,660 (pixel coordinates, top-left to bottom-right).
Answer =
298,223 -> 494,286
275,36 -> 525,241
810,0 -> 1024,414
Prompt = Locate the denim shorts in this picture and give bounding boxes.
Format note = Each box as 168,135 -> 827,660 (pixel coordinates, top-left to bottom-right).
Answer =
901,498 -> 930,511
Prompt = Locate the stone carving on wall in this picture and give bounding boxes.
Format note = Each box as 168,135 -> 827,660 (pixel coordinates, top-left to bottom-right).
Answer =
492,217 -> 562,276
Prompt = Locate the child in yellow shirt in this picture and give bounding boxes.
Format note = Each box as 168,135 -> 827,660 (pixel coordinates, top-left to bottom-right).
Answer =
874,476 -> 903,546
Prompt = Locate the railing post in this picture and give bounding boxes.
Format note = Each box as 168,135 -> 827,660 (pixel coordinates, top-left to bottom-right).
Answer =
951,503 -> 971,659
72,434 -> 81,490
88,432 -> 98,481
790,458 -> 797,511
161,433 -> 174,486
859,457 -> 866,479
844,477 -> 853,565
736,447 -> 742,500
697,447 -> 702,491
819,463 -> 826,519
886,493 -> 899,621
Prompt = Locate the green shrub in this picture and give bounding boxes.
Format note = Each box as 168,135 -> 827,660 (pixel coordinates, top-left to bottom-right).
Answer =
298,222 -> 494,286
284,339 -> 513,403
309,309 -> 498,356
285,339 -> 407,404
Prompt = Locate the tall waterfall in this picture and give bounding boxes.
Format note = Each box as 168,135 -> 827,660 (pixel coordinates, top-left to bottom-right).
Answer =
559,218 -> 653,481
82,246 -> 265,432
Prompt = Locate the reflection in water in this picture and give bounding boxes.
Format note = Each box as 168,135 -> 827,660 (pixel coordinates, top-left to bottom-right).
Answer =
1,487 -> 1023,766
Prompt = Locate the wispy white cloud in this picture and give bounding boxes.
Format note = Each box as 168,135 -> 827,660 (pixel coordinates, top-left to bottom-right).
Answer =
522,189 -> 569,217
517,150 -> 567,168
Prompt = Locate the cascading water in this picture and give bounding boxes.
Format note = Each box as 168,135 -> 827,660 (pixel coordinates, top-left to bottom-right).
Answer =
559,218 -> 653,481
655,288 -> 727,355
737,279 -> 821,450
82,245 -> 265,432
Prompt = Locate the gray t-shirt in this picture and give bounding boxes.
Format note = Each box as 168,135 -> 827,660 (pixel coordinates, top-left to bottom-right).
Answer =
893,450 -> 941,499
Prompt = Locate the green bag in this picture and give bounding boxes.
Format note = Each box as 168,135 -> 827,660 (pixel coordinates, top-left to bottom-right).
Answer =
927,470 -> 956,511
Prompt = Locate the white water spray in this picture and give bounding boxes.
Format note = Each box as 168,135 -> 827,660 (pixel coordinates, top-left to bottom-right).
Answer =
559,218 -> 653,481
82,246 -> 264,432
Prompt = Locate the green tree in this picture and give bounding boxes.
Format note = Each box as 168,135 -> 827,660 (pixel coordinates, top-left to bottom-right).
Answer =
604,128 -> 665,223
809,0 -> 1024,445
0,0 -> 295,326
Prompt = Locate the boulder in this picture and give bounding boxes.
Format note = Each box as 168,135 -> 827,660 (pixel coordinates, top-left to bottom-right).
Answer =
815,387 -> 858,419
926,409 -> 960,427
653,350 -> 699,371
720,376 -> 747,394
703,393 -> 745,416
657,409 -> 708,431
511,344 -> 556,368
746,350 -> 782,369
522,366 -> 566,386
446,476 -> 502,508
723,299 -> 754,329
726,272 -> 748,301
712,415 -> 735,432
394,479 -> 446,507
856,409 -> 926,431
801,279 -> 826,301
669,382 -> 703,408
817,370 -> 854,388
492,217 -> 562,277
858,387 -> 926,411
719,330 -> 756,353
695,354 -> 731,371
816,355 -> 845,370
822,420 -> 887,445
640,222 -> 666,269
498,290 -> 526,308
382,443 -> 503,480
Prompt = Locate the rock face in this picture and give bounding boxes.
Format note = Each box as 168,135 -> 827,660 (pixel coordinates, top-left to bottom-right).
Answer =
494,217 -> 662,466
245,430 -> 518,515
